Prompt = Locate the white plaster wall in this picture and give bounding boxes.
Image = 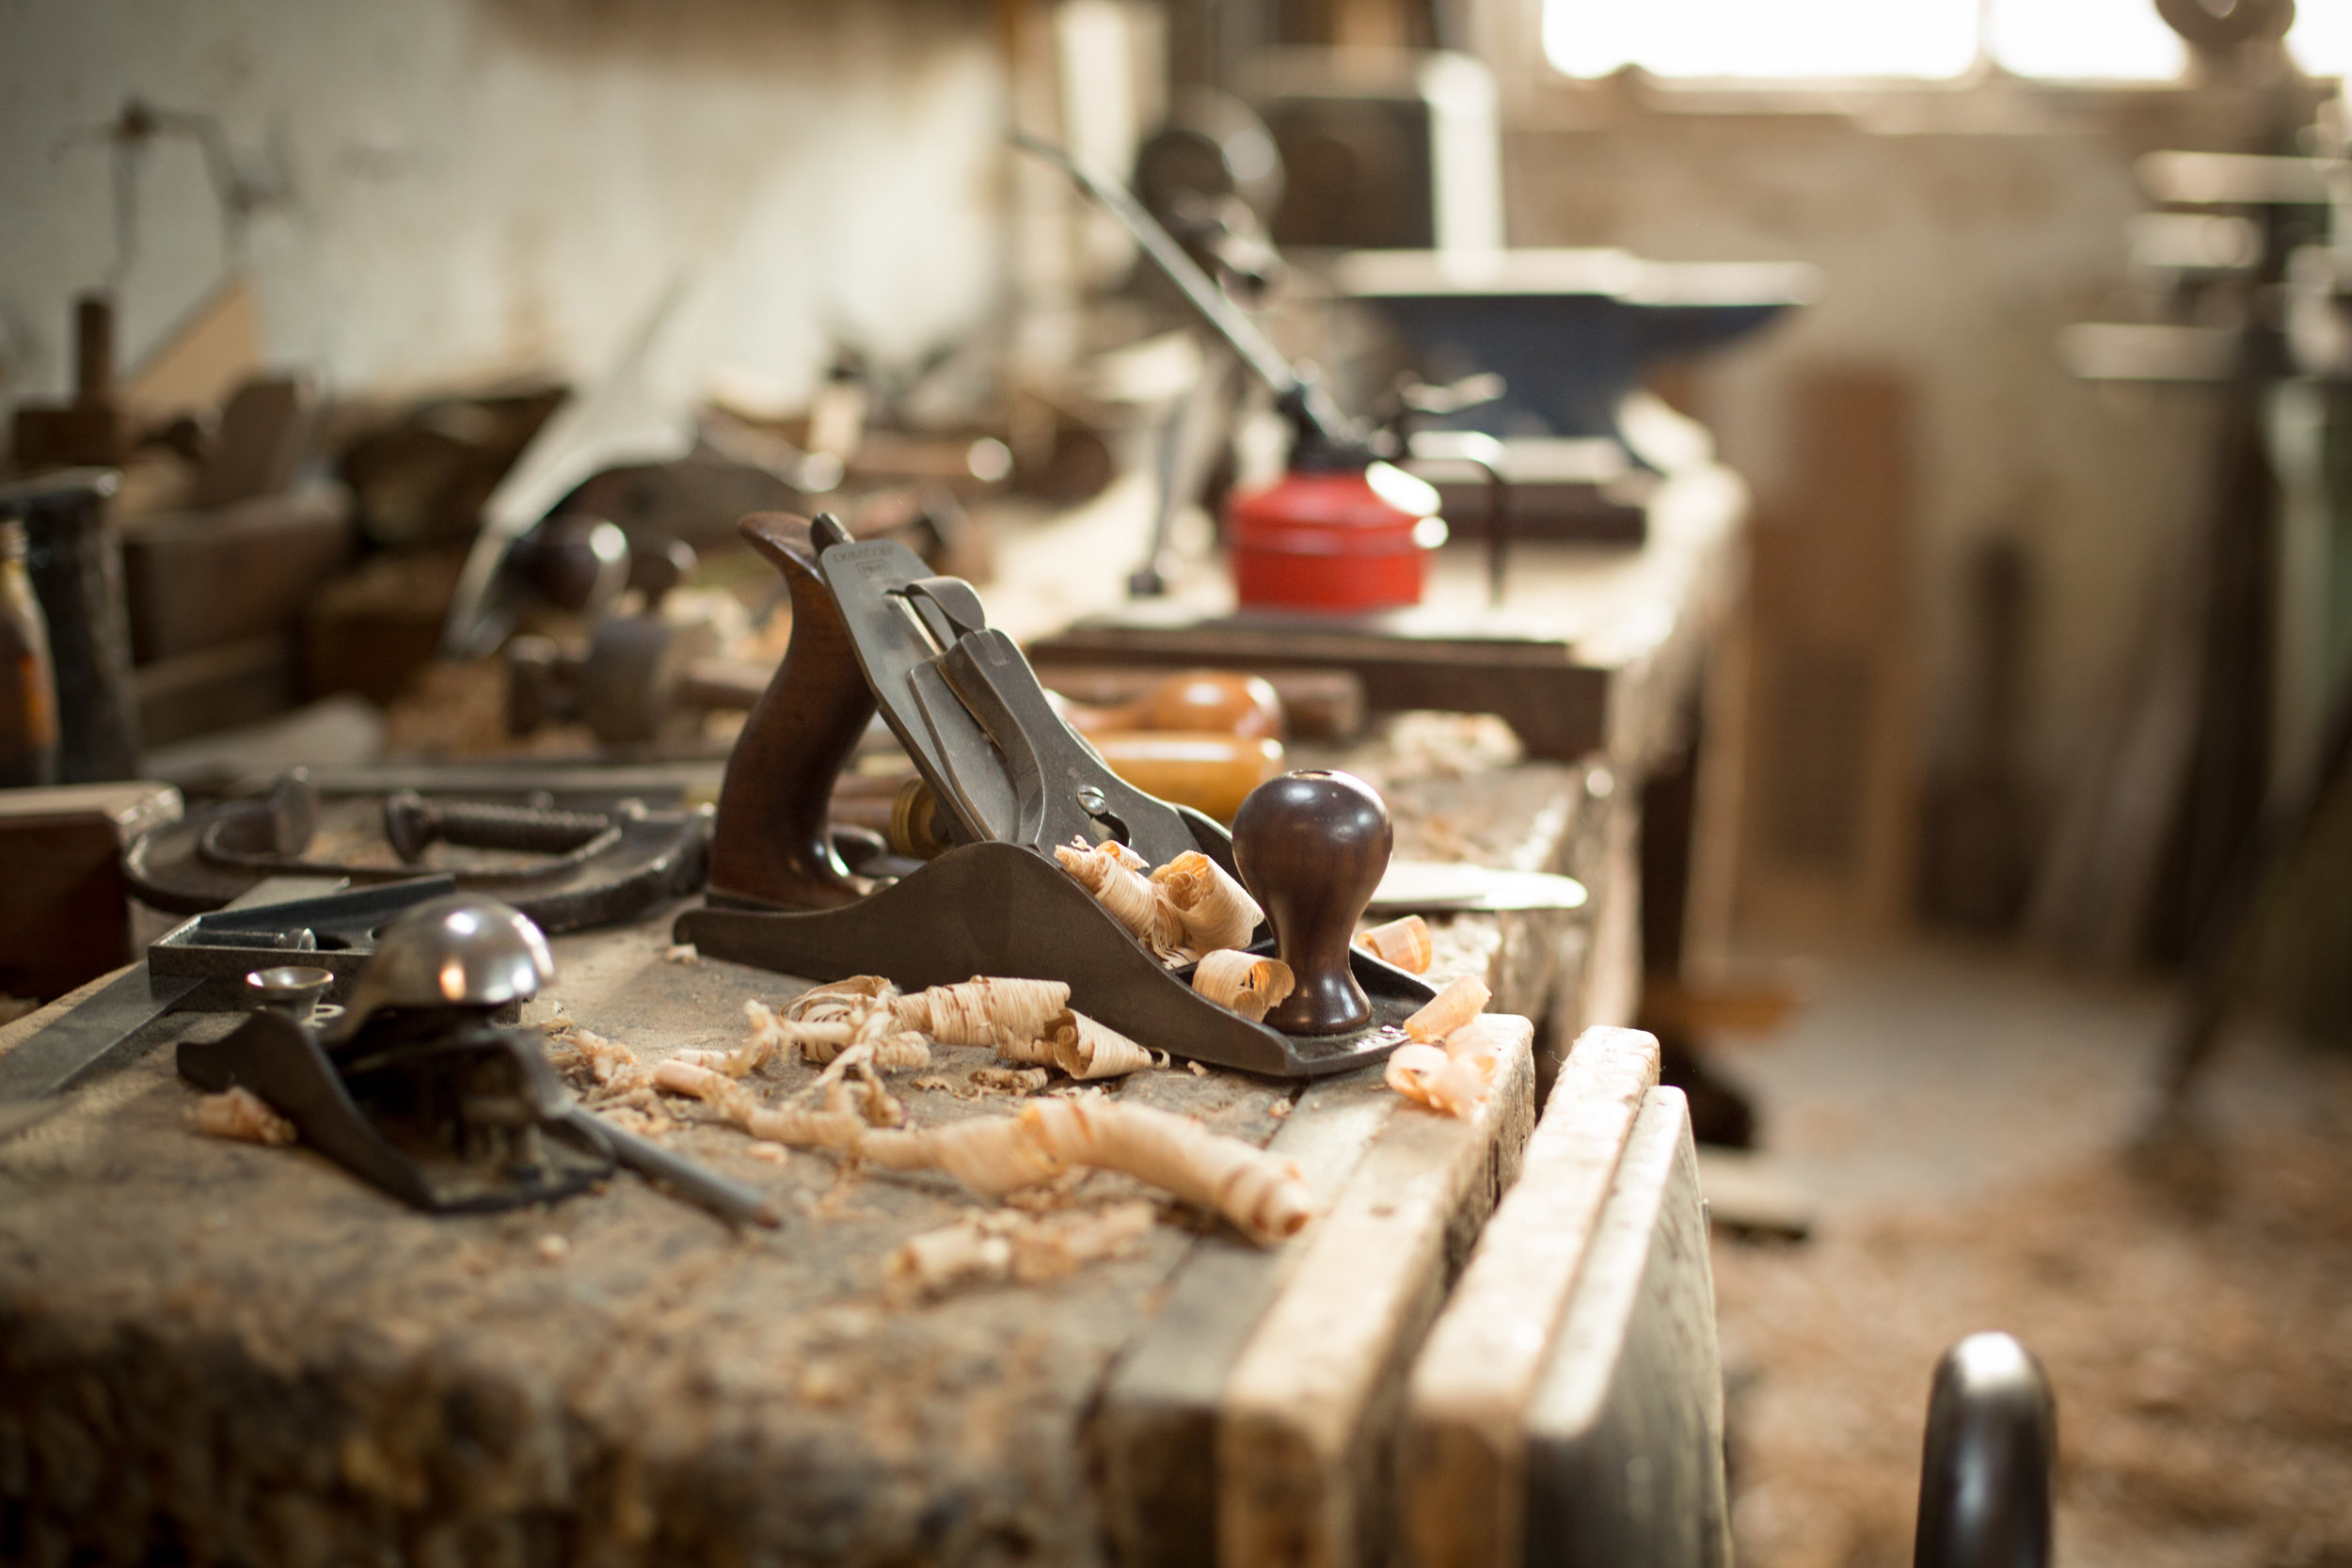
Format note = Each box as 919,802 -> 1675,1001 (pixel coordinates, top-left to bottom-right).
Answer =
0,0 -> 1008,409
1506,107 -> 2234,805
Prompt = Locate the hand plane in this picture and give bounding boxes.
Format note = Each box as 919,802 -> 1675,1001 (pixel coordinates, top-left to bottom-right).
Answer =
674,513 -> 1433,1077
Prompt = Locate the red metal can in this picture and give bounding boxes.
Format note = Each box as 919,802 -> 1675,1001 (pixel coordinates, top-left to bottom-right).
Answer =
1227,467 -> 1430,611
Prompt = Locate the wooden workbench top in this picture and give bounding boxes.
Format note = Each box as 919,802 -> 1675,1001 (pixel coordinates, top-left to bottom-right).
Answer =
0,758 -> 1623,1567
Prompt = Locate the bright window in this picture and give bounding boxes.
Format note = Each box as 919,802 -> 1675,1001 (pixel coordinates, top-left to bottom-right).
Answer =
1544,0 -> 2352,84
1985,0 -> 2184,80
2291,3 -> 2352,80
1542,0 -> 1979,81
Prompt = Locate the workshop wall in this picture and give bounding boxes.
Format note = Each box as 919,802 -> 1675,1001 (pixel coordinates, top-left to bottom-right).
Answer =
1507,103 -> 2244,905
0,0 -> 1007,408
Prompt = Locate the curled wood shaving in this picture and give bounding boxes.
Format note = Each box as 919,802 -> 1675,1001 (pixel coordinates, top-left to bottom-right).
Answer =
188,1086 -> 296,1147
746,995 -> 930,1073
971,1067 -> 1052,1094
1150,852 -> 1263,952
1056,839 -> 1194,963
1096,839 -> 1149,873
1360,914 -> 1434,974
1048,1011 -> 1156,1079
544,1022 -> 650,1093
996,1010 -> 1157,1079
1015,1097 -> 1312,1243
810,1039 -> 907,1127
653,1058 -> 867,1149
891,976 -> 1069,1050
657,1069 -> 1312,1244
1191,949 -> 1296,1023
598,1104 -> 675,1140
1405,974 -> 1491,1042
885,1200 -> 1158,1302
1385,1011 -> 1533,1119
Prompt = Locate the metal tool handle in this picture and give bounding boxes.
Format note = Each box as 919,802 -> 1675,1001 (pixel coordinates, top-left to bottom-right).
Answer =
1915,1333 -> 2055,1568
564,1107 -> 781,1228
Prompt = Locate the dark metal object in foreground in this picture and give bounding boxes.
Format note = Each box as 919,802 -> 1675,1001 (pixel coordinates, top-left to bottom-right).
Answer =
124,771 -> 709,932
182,1008 -> 613,1212
383,789 -> 615,863
0,878 -> 464,1143
675,512 -> 1431,1077
0,967 -> 200,1136
180,893 -> 776,1227
1915,1334 -> 2055,1568
2,468 -> 141,781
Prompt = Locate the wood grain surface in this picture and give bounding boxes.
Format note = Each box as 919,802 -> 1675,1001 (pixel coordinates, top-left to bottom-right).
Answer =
0,760 -> 1614,1567
1396,1025 -> 1663,1568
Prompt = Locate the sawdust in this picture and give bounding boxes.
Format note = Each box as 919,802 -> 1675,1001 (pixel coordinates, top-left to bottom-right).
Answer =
1715,1122 -> 2352,1568
186,1087 -> 297,1147
883,1201 -> 1158,1302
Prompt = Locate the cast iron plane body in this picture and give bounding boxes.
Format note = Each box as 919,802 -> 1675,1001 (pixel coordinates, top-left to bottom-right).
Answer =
675,514 -> 1432,1077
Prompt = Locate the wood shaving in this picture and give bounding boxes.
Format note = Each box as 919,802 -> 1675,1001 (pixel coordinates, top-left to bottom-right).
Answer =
1055,838 -> 1195,963
880,976 -> 1153,1080
971,1067 -> 1052,1094
1269,1100 -> 1293,1119
662,943 -> 699,964
1150,852 -> 1263,952
742,1141 -> 790,1164
658,1069 -> 1313,1245
187,1086 -> 296,1147
1191,949 -> 1296,1022
1046,1011 -> 1155,1079
910,1075 -> 957,1092
1188,1061 -> 1209,1077
992,1007 -> 1155,1080
1385,1011 -> 1532,1119
1094,839 -> 1149,873
1360,914 -> 1434,974
891,976 -> 1069,1050
1404,974 -> 1491,1042
746,995 -> 930,1073
543,1022 -> 651,1093
809,1040 -> 907,1128
597,1104 -> 675,1140
884,1200 -> 1158,1302
653,1058 -> 867,1149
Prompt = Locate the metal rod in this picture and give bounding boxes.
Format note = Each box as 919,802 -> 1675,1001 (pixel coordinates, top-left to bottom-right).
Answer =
1010,132 -> 1351,443
567,1107 -> 782,1228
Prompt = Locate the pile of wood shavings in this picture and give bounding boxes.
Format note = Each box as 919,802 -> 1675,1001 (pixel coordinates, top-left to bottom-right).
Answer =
885,1200 -> 1158,1302
1716,1120 -> 2352,1568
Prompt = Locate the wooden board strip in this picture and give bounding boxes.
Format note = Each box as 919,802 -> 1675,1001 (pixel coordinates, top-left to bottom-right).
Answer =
1092,1070 -> 1401,1568
1396,1025 -> 1661,1568
1524,1087 -> 1730,1568
1217,1033 -> 1538,1568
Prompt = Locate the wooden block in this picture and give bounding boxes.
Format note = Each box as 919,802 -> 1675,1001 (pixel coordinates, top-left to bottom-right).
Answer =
0,781 -> 182,1002
1218,1034 -> 1536,1568
192,376 -> 317,509
1028,662 -> 1370,742
122,276 -> 262,423
121,486 -> 355,662
131,633 -> 296,748
1397,1025 -> 1661,1568
1524,1087 -> 1729,1568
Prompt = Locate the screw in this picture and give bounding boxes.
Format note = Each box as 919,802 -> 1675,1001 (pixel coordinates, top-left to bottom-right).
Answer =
1076,785 -> 1108,814
383,791 -> 617,864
